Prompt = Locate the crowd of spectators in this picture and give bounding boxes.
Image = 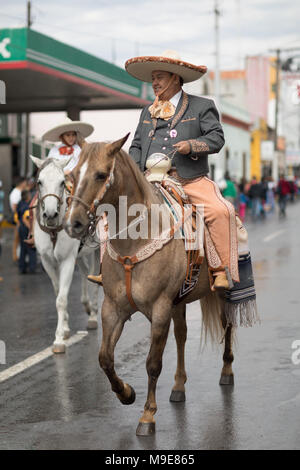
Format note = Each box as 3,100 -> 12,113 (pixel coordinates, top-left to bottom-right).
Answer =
220,173 -> 300,221
0,177 -> 37,278
1,171 -> 299,281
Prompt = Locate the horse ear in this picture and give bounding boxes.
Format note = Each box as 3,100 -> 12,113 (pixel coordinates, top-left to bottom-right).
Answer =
54,157 -> 72,169
30,155 -> 44,169
105,133 -> 130,157
76,131 -> 86,149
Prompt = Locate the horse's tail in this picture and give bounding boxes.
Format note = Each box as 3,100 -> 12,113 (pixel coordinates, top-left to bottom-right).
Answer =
200,290 -> 224,347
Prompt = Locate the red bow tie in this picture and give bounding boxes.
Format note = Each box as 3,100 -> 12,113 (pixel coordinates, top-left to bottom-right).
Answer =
59,146 -> 74,155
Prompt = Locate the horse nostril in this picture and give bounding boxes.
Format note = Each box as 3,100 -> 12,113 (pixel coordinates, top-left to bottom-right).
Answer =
54,212 -> 58,218
74,220 -> 83,229
43,212 -> 47,218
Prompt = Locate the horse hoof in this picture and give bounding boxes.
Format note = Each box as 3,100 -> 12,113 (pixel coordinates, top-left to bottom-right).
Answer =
118,384 -> 136,405
219,374 -> 234,385
169,390 -> 186,402
87,319 -> 98,330
136,422 -> 155,437
52,344 -> 66,354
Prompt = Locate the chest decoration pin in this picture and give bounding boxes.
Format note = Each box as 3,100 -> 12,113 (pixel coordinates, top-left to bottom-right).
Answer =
170,129 -> 177,138
148,130 -> 154,138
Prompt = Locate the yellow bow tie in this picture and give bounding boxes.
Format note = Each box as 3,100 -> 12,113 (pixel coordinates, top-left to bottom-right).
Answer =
149,100 -> 176,120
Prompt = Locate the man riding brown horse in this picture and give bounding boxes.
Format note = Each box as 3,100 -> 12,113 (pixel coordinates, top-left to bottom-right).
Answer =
89,51 -> 238,291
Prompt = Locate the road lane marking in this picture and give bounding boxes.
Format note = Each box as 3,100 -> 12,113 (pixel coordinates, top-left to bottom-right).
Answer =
263,229 -> 286,243
0,331 -> 88,384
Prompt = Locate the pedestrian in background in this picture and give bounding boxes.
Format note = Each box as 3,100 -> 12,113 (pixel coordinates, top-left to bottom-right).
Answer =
222,171 -> 237,206
276,174 -> 290,217
9,178 -> 28,262
16,190 -> 37,274
238,178 -> 248,222
248,176 -> 265,220
265,177 -> 276,213
287,176 -> 298,203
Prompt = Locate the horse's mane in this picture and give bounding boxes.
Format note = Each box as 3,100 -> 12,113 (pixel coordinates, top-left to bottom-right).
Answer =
35,157 -> 63,180
81,141 -> 160,206
116,148 -> 159,207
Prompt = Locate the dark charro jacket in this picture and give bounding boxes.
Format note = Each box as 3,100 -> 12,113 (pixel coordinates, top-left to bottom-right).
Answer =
129,91 -> 225,179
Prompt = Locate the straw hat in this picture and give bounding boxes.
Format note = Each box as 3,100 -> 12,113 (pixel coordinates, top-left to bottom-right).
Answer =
125,50 -> 207,84
42,118 -> 94,142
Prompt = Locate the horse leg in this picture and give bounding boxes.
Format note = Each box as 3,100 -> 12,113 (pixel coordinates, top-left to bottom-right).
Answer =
53,257 -> 76,353
77,255 -> 98,330
219,312 -> 234,385
136,304 -> 172,436
86,250 -> 100,328
169,304 -> 187,403
99,297 -> 136,405
40,254 -> 59,296
77,256 -> 92,314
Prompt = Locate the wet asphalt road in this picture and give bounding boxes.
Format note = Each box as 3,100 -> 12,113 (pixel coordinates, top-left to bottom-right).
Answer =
0,202 -> 300,450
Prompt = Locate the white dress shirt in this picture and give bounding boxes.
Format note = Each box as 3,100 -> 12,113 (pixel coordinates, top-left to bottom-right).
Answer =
170,90 -> 183,109
48,144 -> 81,171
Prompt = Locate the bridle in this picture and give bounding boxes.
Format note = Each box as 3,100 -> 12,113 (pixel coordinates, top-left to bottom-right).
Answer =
34,168 -> 66,248
66,159 -> 116,238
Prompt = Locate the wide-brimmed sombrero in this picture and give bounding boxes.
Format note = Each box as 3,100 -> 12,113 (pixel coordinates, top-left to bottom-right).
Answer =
125,50 -> 207,84
42,118 -> 94,142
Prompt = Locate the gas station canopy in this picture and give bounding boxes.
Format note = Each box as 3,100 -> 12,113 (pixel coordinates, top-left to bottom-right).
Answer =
0,28 -> 152,114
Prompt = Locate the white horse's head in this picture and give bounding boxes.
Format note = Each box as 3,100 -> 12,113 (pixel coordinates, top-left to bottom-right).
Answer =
30,156 -> 71,228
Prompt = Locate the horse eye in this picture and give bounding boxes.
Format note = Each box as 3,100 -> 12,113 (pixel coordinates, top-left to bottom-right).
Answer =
37,180 -> 42,185
95,172 -> 107,181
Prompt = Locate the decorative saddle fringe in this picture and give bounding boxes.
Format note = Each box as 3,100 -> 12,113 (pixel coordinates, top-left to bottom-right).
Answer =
224,298 -> 260,328
224,252 -> 260,328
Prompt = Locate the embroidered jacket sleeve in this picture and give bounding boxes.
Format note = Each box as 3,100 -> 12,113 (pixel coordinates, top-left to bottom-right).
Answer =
188,99 -> 225,159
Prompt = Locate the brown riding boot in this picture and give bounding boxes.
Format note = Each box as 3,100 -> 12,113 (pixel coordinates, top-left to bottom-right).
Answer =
213,271 -> 229,291
87,273 -> 103,286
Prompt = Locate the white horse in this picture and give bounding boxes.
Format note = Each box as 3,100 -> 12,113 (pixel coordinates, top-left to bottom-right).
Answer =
30,156 -> 100,353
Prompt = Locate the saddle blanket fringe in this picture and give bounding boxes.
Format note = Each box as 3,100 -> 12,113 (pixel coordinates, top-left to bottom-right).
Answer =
224,252 -> 260,327
156,182 -> 203,304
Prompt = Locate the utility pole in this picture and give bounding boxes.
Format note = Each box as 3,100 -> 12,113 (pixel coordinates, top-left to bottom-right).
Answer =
213,0 -> 223,182
273,49 -> 280,153
23,1 -> 32,175
27,1 -> 32,28
214,0 -> 221,109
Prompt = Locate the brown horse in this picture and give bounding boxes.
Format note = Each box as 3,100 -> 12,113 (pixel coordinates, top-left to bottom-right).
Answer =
64,135 -> 234,436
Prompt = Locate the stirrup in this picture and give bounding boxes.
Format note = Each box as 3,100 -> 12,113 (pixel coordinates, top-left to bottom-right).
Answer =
213,272 -> 229,290
87,274 -> 103,286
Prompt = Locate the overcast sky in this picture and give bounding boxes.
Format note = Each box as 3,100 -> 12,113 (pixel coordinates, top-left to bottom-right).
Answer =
1,0 -> 300,71
1,0 -> 300,143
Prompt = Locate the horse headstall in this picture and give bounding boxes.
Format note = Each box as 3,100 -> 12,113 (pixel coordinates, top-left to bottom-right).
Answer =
66,161 -> 115,238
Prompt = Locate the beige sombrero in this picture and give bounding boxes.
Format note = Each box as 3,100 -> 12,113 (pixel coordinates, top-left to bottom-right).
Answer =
42,118 -> 94,142
125,50 -> 207,84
